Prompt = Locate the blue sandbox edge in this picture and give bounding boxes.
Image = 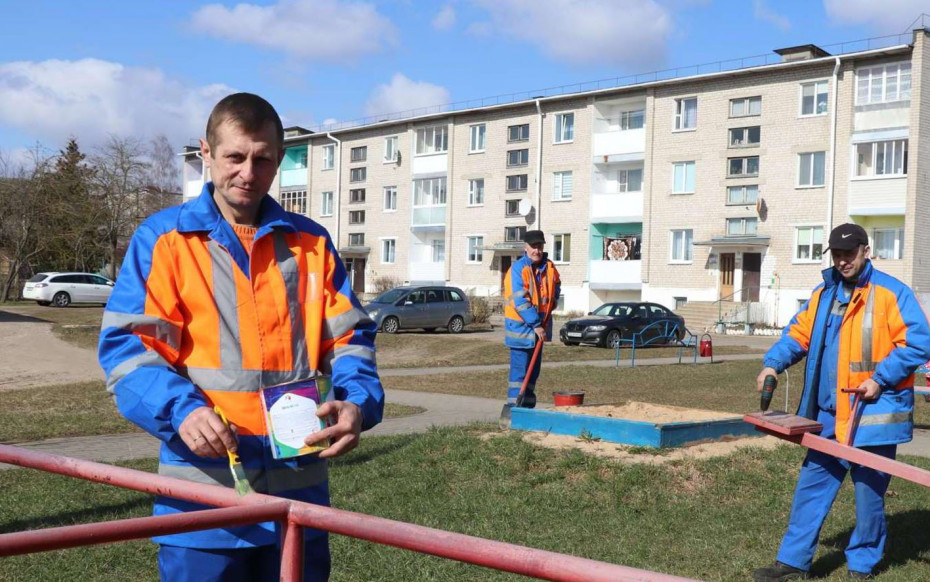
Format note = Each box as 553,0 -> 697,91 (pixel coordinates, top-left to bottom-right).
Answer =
510,408 -> 759,448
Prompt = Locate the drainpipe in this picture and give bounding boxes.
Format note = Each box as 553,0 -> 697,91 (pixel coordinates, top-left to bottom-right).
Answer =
326,132 -> 342,249
446,118 -> 454,283
535,99 -> 543,230
825,56 -> 841,263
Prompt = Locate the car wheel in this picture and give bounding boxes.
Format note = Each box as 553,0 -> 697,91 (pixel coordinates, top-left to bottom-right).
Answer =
37,301 -> 51,306
605,329 -> 621,349
53,292 -> 71,308
381,316 -> 400,334
448,315 -> 465,334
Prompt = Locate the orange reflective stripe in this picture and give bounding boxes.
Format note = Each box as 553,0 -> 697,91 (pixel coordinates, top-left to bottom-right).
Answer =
202,390 -> 267,436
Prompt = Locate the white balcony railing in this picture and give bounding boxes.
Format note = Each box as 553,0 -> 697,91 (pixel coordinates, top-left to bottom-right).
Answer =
412,205 -> 446,227
592,129 -> 645,158
848,176 -> 907,215
590,260 -> 642,289
408,261 -> 445,282
185,179 -> 204,197
590,192 -> 643,222
280,168 -> 308,188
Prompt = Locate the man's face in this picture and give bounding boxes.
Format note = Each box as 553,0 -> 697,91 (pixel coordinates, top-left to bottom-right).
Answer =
831,244 -> 869,283
524,242 -> 544,264
200,120 -> 283,216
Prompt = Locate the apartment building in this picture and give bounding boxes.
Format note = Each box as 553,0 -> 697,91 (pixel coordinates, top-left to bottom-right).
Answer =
181,28 -> 930,325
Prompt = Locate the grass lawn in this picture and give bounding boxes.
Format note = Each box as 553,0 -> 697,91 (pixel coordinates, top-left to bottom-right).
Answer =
0,381 -> 423,443
3,428 -> 930,581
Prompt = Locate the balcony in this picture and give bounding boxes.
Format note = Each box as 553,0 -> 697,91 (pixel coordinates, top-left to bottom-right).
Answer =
848,176 -> 906,216
412,152 -> 447,176
184,179 -> 203,200
592,129 -> 645,161
590,192 -> 643,222
589,260 -> 642,291
280,168 -> 307,188
411,205 -> 446,229
408,261 -> 445,282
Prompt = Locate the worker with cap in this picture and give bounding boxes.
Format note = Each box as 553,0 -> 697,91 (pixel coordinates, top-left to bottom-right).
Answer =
752,223 -> 930,581
502,230 -> 561,408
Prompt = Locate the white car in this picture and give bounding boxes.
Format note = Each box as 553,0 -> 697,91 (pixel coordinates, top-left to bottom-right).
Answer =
22,272 -> 115,307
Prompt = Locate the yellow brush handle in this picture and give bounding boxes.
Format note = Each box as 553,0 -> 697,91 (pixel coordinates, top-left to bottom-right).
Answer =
213,406 -> 239,465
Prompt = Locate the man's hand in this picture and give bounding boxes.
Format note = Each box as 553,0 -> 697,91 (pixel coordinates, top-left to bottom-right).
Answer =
305,401 -> 363,459
857,378 -> 882,401
534,327 -> 546,343
757,367 -> 778,392
179,406 -> 239,458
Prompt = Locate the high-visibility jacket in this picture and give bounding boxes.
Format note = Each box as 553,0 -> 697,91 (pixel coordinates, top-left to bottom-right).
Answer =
98,183 -> 384,548
503,253 -> 561,349
764,261 -> 930,446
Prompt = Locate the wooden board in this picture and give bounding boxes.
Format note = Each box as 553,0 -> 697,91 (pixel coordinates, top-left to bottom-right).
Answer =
743,411 -> 822,436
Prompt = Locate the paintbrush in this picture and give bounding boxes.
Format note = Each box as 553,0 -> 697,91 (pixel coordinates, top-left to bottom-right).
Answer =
214,406 -> 255,496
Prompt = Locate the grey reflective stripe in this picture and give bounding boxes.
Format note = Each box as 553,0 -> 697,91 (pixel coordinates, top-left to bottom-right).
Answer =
540,298 -> 550,305
516,302 -> 532,312
858,412 -> 913,426
101,311 -> 181,351
861,288 -> 874,374
850,362 -> 876,373
321,344 -> 376,373
323,308 -> 372,340
181,366 -> 319,392
207,240 -> 242,370
505,330 -> 533,339
273,231 -> 309,372
508,290 -> 527,301
107,350 -> 174,393
508,382 -> 523,388
158,462 -> 327,494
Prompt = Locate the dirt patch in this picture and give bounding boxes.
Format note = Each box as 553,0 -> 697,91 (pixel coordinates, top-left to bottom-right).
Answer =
554,401 -> 739,424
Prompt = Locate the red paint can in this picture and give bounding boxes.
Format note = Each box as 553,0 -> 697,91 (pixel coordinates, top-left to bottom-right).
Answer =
552,391 -> 585,407
699,337 -> 713,358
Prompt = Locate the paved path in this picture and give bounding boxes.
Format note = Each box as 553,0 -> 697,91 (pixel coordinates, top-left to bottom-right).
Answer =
0,319 -> 104,391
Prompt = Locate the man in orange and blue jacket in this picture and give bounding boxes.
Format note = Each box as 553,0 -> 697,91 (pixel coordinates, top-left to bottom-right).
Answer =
98,93 -> 383,581
753,223 -> 930,582
503,230 -> 561,408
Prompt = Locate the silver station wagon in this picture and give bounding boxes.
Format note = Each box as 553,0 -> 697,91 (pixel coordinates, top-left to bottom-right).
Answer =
364,286 -> 473,334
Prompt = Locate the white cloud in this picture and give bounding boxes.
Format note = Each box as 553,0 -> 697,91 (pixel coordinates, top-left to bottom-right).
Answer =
190,0 -> 398,62
0,58 -> 234,151
432,4 -> 457,30
823,0 -> 926,34
754,0 -> 790,32
364,74 -> 451,118
468,0 -> 672,68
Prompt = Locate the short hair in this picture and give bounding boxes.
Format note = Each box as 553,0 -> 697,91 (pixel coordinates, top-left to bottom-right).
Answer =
205,93 -> 284,152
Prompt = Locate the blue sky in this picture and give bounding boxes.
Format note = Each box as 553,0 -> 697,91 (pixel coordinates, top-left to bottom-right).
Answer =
0,0 -> 926,163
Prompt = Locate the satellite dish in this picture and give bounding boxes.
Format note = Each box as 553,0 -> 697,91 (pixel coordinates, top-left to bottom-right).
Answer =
518,199 -> 533,216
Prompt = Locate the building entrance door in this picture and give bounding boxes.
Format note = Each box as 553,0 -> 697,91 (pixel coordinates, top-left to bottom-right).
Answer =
719,253 -> 735,300
743,253 -> 761,302
345,258 -> 366,294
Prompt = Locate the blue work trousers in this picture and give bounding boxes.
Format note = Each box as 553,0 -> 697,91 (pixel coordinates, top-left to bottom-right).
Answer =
158,534 -> 330,581
507,345 -> 543,407
776,445 -> 896,575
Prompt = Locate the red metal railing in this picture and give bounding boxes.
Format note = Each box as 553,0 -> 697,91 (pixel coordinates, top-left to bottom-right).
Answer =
0,444 -> 695,582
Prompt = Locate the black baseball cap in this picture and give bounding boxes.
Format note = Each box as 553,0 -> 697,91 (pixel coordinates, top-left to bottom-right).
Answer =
523,230 -> 546,245
826,223 -> 869,252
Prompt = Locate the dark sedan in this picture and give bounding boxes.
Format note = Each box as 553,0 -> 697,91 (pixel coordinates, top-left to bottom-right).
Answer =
559,302 -> 686,348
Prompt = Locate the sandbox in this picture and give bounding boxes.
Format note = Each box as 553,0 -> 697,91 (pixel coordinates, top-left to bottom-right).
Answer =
509,401 -> 759,448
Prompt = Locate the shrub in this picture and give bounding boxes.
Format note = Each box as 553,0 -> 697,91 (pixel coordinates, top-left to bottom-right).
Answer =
468,294 -> 492,324
561,309 -> 585,319
371,274 -> 402,294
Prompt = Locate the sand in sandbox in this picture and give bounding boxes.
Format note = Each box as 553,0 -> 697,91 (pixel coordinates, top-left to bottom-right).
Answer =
552,401 -> 737,424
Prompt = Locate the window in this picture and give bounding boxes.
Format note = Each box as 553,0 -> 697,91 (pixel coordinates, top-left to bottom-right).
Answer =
321,191 -> 333,216
505,199 -> 521,216
674,296 -> 688,309
798,152 -> 826,187
505,226 -> 526,242
449,289 -> 464,302
726,217 -> 758,236
855,140 -> 908,177
730,96 -> 762,117
672,161 -> 696,193
728,156 -> 759,177
381,239 -> 396,264
431,240 -> 445,262
800,81 -> 829,116
729,126 -> 760,147
280,190 -> 307,214
468,179 -> 484,206
795,226 -> 823,261
349,210 -> 365,225
670,229 -> 693,262
415,125 -> 448,155
322,145 -> 335,170
349,188 -> 366,203
727,185 -> 759,205
553,171 -> 573,201
383,186 -> 397,211
383,136 -> 398,162
552,233 -> 571,263
426,289 -> 444,303
620,109 -> 645,130
413,177 -> 447,206
508,124 -> 530,142
506,174 -> 528,192
617,168 -> 643,192
857,63 -> 911,105
469,124 -> 486,153
674,97 -> 697,130
349,233 -> 365,246
872,227 -> 904,259
350,146 -> 367,163
467,236 -> 484,262
554,113 -> 574,143
507,149 -> 529,167
349,167 -> 366,183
